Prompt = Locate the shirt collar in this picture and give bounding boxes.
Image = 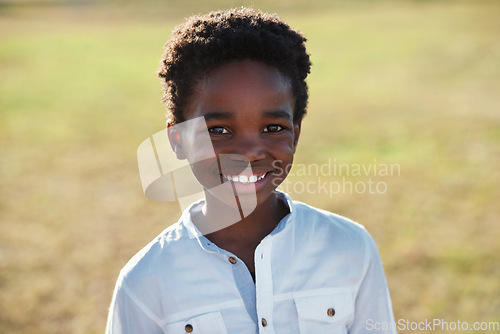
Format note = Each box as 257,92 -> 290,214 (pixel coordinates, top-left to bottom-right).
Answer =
181,191 -> 295,240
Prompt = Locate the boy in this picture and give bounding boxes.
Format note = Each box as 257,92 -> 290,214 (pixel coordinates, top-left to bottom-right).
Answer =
106,7 -> 395,334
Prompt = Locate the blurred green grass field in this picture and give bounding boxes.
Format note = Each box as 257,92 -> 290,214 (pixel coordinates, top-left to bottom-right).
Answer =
1,0 -> 499,333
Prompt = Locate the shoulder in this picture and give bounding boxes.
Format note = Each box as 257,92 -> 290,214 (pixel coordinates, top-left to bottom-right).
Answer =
107,220 -> 196,325
289,199 -> 375,254
116,220 -> 193,293
292,200 -> 368,236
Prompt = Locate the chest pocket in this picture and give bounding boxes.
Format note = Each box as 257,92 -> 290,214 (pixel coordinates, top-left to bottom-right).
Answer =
294,291 -> 354,334
163,311 -> 228,334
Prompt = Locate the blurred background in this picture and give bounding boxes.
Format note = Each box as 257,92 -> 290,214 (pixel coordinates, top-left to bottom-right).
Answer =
1,0 -> 499,333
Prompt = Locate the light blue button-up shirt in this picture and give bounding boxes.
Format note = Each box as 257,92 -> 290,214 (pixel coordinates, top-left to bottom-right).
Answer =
106,192 -> 396,334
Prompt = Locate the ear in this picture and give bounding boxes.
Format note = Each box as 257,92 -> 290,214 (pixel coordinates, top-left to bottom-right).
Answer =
292,120 -> 302,152
167,124 -> 187,160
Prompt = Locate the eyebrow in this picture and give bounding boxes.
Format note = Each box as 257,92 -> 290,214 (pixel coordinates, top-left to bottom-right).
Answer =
263,110 -> 293,121
202,110 -> 293,122
202,111 -> 234,122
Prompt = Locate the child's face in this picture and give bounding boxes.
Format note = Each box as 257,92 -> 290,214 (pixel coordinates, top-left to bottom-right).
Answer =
176,59 -> 300,206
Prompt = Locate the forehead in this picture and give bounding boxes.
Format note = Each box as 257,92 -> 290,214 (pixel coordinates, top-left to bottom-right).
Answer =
199,60 -> 290,92
186,60 -> 294,118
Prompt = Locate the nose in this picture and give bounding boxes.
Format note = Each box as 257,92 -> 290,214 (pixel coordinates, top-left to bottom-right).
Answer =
230,134 -> 266,162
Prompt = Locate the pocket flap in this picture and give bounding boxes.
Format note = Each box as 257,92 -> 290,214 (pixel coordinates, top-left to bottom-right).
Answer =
294,291 -> 354,324
163,311 -> 227,333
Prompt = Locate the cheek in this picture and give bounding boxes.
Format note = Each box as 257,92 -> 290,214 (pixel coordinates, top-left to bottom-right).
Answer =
269,142 -> 295,174
184,138 -> 216,163
189,158 -> 221,189
208,139 -> 227,154
179,119 -> 218,162
269,139 -> 295,158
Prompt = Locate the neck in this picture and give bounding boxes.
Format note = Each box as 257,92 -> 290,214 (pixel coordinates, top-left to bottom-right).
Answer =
196,191 -> 288,243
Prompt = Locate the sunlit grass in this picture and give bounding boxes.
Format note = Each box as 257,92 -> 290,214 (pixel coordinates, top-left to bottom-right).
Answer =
1,1 -> 499,333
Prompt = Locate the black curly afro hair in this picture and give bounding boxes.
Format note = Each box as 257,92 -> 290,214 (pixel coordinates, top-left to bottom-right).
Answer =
158,7 -> 311,125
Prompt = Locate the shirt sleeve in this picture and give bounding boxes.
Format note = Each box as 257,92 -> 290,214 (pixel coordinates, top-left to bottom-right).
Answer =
348,232 -> 397,334
105,277 -> 163,334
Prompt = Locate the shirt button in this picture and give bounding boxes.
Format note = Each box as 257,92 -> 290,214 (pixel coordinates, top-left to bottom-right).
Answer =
185,324 -> 193,332
261,318 -> 267,327
228,256 -> 237,264
327,308 -> 335,317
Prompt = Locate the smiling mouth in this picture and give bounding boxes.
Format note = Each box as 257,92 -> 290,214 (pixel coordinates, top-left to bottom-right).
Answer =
222,172 -> 271,184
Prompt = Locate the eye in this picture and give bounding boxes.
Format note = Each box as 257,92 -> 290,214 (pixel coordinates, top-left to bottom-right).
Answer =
263,124 -> 285,133
208,126 -> 230,135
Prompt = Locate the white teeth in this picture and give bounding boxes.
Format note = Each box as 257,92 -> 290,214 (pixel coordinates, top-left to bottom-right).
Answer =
223,172 -> 268,184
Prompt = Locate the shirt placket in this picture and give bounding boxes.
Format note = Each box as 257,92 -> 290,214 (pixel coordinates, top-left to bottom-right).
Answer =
199,236 -> 259,331
255,236 -> 274,333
